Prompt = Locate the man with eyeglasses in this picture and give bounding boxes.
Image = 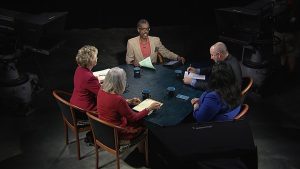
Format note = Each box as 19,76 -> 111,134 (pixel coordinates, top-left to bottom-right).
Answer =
126,19 -> 185,66
183,42 -> 242,90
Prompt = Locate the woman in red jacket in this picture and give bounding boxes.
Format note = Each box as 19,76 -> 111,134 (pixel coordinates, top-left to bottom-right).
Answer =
70,45 -> 100,111
97,67 -> 161,140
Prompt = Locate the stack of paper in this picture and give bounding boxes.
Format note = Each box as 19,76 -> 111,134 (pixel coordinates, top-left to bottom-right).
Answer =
133,99 -> 163,115
184,71 -> 205,80
93,68 -> 110,81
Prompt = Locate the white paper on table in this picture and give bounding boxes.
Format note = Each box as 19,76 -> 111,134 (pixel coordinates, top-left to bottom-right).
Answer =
164,60 -> 179,66
93,68 -> 110,82
184,71 -> 205,80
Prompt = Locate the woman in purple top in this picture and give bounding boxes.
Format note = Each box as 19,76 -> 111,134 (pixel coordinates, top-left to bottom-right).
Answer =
191,61 -> 241,123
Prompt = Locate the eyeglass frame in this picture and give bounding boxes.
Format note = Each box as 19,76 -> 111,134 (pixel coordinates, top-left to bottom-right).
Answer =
138,27 -> 150,31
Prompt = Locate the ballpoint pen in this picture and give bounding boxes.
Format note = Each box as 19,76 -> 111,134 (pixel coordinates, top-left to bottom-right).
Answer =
188,64 -> 191,75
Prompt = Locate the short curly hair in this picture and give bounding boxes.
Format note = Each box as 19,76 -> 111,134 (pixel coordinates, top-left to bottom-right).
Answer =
76,45 -> 98,68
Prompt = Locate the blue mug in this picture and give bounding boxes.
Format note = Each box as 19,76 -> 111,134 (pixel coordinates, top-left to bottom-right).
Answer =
167,86 -> 176,97
142,89 -> 151,100
133,67 -> 141,78
174,69 -> 182,79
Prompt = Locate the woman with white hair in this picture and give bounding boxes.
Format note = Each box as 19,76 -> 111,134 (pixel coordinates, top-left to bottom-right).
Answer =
97,67 -> 161,140
70,45 -> 100,111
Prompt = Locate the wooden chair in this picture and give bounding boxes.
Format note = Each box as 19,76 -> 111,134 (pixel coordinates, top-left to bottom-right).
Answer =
234,104 -> 249,120
86,111 -> 149,169
241,77 -> 253,96
52,90 -> 91,160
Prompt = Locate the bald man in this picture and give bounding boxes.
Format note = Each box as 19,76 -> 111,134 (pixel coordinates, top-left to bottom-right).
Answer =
183,42 -> 242,90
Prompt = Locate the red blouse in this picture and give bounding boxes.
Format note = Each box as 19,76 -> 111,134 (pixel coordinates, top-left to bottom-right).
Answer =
70,66 -> 100,111
140,38 -> 151,58
97,89 -> 149,139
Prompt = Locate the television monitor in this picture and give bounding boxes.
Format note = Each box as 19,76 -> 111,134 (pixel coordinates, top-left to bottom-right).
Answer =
215,7 -> 262,44
215,0 -> 274,44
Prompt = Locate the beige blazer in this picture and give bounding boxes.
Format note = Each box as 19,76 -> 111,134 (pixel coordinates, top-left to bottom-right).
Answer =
126,36 -> 179,64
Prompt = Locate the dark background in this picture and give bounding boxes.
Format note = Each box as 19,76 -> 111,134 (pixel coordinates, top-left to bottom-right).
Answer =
2,0 -> 253,29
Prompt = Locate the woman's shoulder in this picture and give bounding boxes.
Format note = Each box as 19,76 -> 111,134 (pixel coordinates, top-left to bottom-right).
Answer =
128,36 -> 139,43
150,36 -> 160,41
203,90 -> 218,96
74,67 -> 94,80
202,90 -> 221,100
76,66 -> 92,75
99,90 -> 124,100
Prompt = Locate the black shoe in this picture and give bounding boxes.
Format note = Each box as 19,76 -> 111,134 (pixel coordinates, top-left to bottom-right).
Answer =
84,137 -> 94,146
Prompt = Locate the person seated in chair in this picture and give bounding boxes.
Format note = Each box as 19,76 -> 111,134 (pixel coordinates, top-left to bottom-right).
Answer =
97,67 -> 161,140
191,62 -> 242,123
125,19 -> 185,66
183,42 -> 242,90
70,45 -> 100,111
70,45 -> 101,146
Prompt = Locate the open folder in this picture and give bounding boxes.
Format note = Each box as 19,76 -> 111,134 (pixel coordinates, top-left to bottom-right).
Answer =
133,99 -> 163,115
139,57 -> 155,69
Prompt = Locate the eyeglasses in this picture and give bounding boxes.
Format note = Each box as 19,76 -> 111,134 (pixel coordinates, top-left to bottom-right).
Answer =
138,27 -> 150,31
211,52 -> 220,57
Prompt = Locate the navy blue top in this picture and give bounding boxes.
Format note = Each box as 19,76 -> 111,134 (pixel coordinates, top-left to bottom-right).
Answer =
193,91 -> 241,123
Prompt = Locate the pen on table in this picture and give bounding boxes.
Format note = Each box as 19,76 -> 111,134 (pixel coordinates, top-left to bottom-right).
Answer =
188,64 -> 191,74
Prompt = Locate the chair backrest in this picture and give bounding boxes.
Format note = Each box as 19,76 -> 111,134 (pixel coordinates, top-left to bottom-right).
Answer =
234,104 -> 249,120
241,77 -> 253,96
71,105 -> 89,121
52,90 -> 75,125
87,112 -> 125,151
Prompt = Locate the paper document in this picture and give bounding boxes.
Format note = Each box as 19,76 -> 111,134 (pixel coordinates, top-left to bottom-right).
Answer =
184,71 -> 205,80
164,60 -> 179,66
176,94 -> 190,101
139,57 -> 155,69
133,99 -> 163,115
93,68 -> 110,81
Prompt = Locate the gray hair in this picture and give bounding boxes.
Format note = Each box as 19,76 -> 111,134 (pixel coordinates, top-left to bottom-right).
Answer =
213,42 -> 228,56
102,67 -> 127,95
137,19 -> 149,28
76,45 -> 98,68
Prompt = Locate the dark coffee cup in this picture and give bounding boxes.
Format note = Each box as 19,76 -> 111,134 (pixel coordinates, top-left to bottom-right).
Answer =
142,89 -> 151,100
133,67 -> 141,78
167,87 -> 176,97
174,69 -> 182,79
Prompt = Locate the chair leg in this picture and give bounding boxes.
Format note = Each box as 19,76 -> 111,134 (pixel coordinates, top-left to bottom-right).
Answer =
75,130 -> 81,160
95,145 -> 99,169
64,121 -> 68,145
145,136 -> 149,167
116,152 -> 120,169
